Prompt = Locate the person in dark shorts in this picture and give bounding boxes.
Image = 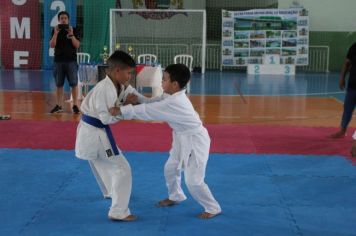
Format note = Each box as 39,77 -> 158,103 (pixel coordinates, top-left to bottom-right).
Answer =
49,11 -> 80,114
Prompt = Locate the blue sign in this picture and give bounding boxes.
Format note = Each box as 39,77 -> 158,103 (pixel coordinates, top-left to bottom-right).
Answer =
43,0 -> 77,69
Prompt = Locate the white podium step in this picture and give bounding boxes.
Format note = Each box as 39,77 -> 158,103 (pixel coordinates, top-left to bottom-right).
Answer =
247,64 -> 295,75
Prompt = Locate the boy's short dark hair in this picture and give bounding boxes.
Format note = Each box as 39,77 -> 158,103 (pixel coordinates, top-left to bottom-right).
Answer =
58,11 -> 70,20
165,64 -> 191,89
107,50 -> 136,70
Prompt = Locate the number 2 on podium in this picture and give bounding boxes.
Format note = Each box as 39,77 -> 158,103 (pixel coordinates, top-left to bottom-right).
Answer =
254,65 -> 260,74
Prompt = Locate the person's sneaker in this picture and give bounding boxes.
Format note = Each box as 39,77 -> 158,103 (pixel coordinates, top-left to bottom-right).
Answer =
50,105 -> 63,113
72,105 -> 80,114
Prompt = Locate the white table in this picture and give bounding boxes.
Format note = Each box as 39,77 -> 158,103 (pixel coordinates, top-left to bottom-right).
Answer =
78,64 -> 98,97
136,64 -> 163,97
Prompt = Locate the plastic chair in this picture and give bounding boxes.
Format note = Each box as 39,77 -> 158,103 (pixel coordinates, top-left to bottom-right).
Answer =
137,54 -> 157,65
174,54 -> 193,92
77,52 -> 90,64
77,52 -> 93,98
174,54 -> 193,71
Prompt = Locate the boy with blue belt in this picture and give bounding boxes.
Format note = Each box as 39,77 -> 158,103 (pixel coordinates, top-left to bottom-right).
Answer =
75,51 -> 137,221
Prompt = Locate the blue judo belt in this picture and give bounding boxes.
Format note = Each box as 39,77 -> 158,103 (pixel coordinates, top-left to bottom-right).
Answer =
81,114 -> 119,156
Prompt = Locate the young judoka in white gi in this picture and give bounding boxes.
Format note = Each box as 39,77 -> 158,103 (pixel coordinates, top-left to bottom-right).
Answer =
75,50 -> 137,221
109,64 -> 222,219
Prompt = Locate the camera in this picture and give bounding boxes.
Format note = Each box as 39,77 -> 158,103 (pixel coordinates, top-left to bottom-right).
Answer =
58,24 -> 69,31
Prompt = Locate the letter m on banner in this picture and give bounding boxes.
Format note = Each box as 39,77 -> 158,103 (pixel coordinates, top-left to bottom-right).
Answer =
0,0 -> 41,69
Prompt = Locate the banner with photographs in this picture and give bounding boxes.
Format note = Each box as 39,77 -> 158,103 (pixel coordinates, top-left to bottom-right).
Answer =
221,8 -> 309,67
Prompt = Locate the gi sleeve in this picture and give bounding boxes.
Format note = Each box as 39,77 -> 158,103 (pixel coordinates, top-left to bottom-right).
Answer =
95,86 -> 121,125
138,93 -> 165,104
121,99 -> 176,123
123,85 -> 164,104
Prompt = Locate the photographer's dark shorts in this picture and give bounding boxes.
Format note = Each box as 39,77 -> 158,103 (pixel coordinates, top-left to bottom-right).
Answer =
53,61 -> 78,87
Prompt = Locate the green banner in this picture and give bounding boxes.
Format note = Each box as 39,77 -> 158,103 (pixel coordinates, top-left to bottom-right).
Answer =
82,0 -> 116,63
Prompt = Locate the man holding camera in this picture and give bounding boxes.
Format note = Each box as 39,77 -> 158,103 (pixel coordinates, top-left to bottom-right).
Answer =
50,11 -> 80,114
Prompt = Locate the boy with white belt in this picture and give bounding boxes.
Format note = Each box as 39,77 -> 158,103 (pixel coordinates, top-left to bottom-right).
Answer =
110,64 -> 221,219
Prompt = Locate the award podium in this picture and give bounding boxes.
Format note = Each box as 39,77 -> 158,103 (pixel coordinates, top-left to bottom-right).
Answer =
247,55 -> 295,75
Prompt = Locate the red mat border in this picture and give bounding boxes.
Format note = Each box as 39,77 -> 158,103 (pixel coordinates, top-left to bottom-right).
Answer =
0,120 -> 355,164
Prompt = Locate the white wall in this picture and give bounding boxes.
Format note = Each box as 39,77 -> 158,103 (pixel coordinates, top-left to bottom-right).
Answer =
120,0 -> 205,9
279,0 -> 356,31
207,0 -> 276,8
112,11 -> 204,39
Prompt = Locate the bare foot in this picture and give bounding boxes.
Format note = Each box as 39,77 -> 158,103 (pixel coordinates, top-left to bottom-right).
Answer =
330,130 -> 346,139
109,214 -> 137,222
157,198 -> 178,207
197,212 -> 221,219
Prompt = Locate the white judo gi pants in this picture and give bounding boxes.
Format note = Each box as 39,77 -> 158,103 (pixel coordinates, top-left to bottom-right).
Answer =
164,136 -> 221,214
88,149 -> 132,219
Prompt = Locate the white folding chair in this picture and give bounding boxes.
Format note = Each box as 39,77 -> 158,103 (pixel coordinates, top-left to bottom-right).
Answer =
137,54 -> 157,65
174,54 -> 193,71
174,54 -> 193,92
77,52 -> 92,99
77,52 -> 90,64
136,54 -> 158,93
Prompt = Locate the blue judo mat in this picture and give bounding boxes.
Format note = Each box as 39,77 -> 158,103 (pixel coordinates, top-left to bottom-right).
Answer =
0,149 -> 356,236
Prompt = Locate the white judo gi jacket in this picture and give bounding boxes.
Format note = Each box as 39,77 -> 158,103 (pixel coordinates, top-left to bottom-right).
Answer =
75,76 -> 134,160
75,76 -> 136,219
121,89 -> 210,169
121,89 -> 221,214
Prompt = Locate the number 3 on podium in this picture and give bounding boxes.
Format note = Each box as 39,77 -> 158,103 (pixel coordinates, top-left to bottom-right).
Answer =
284,65 -> 290,74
